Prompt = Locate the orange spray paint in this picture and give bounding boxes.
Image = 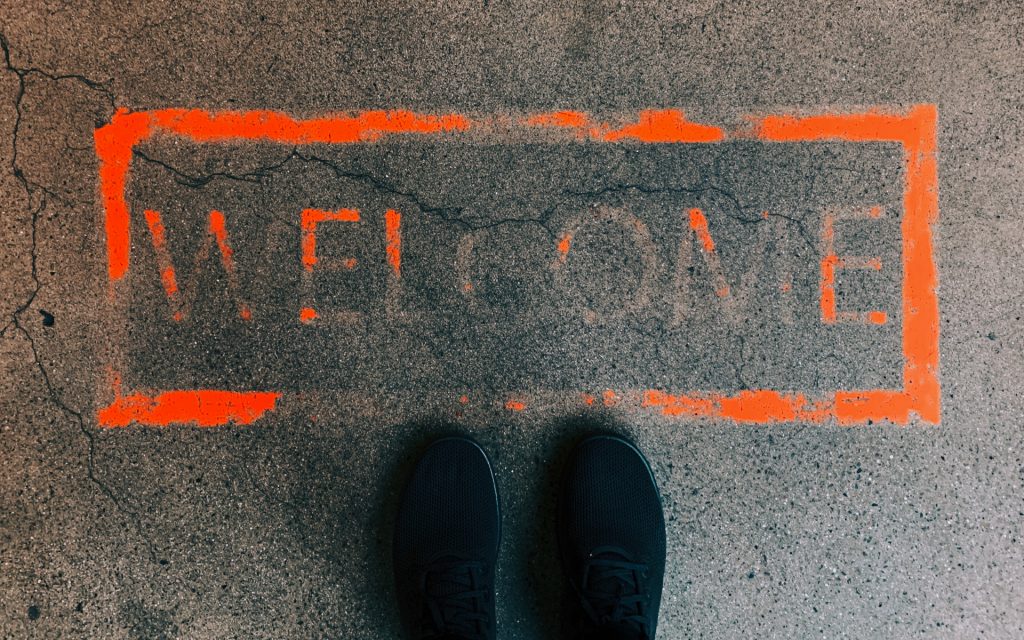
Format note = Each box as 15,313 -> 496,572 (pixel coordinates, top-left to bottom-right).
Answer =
98,390 -> 280,427
95,106 -> 939,426
385,209 -> 402,277
143,209 -> 249,321
301,208 -> 360,271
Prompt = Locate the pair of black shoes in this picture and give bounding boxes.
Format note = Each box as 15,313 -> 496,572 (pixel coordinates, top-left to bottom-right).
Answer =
393,435 -> 666,640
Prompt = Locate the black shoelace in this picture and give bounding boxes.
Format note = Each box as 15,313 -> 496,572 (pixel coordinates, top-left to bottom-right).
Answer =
418,557 -> 491,640
577,546 -> 651,640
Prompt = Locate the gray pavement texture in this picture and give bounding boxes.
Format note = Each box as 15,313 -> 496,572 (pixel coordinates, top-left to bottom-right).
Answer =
1,1 -> 1023,638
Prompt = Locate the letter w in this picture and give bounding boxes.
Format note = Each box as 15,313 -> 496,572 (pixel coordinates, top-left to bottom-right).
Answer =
144,210 -> 251,322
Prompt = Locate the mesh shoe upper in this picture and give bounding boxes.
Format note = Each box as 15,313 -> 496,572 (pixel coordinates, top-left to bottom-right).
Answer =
558,435 -> 667,640
393,437 -> 500,640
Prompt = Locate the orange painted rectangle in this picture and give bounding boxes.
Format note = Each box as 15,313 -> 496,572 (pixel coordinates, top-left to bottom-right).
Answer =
95,106 -> 939,427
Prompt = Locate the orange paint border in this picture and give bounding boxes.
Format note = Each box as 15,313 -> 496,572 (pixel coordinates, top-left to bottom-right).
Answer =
95,106 -> 939,426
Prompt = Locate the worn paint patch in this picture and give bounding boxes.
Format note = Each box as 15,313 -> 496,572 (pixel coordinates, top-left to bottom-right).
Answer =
526,109 -> 724,142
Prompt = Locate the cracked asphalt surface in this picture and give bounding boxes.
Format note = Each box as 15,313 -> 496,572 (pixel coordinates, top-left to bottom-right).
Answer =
1,2 -> 1023,639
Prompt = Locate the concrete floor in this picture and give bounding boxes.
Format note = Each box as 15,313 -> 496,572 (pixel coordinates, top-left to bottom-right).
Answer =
1,1 -> 1023,638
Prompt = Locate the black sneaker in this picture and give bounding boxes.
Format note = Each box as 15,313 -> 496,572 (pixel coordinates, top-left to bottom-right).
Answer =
558,435 -> 667,640
393,437 -> 501,640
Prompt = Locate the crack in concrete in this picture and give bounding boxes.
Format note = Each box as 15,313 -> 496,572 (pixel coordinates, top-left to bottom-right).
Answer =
1,32 -> 160,564
238,462 -> 320,557
290,150 -> 478,229
127,146 -> 821,380
133,148 -> 304,231
565,182 -> 817,252
1,30 -> 115,331
132,146 -> 566,238
131,147 -> 812,396
129,146 -> 814,251
134,148 -> 295,190
9,311 -> 160,564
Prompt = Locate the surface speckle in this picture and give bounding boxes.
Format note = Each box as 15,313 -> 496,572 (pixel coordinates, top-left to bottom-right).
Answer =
1,2 -> 1022,639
